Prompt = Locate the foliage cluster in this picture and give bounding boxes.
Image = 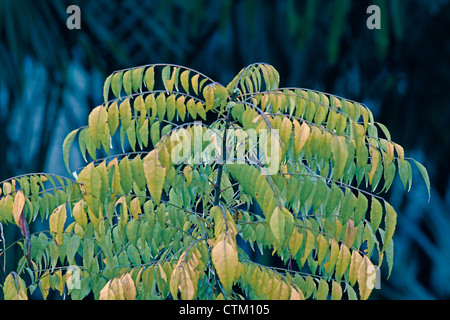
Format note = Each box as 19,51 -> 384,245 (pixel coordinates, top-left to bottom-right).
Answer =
0,63 -> 429,300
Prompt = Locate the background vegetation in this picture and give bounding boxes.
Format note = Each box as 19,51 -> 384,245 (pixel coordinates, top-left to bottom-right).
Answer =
0,0 -> 448,299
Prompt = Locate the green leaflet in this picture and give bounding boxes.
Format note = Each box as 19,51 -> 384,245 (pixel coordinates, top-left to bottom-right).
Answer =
63,129 -> 78,174
144,66 -> 155,91
270,206 -> 285,245
123,70 -> 133,96
132,67 -> 144,92
103,74 -> 112,102
413,159 -> 431,202
77,163 -> 101,215
370,197 -> 383,232
111,71 -> 123,99
331,135 -> 348,180
119,98 -> 132,130
118,156 -> 133,194
382,201 -> 397,252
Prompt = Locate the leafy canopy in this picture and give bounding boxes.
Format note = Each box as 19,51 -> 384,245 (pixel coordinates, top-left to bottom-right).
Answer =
0,63 -> 429,300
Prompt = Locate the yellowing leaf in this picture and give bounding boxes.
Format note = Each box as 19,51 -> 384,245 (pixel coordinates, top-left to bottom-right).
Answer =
383,201 -> 397,252
107,101 -> 119,136
331,135 -> 348,180
368,146 -> 380,184
72,200 -> 87,229
280,117 -> 292,146
121,273 -> 137,300
324,239 -> 339,275
170,249 -> 201,300
143,149 -> 166,204
49,204 -> 67,245
144,66 -> 155,91
183,165 -> 193,186
370,197 -> 383,232
300,230 -> 315,266
3,272 -> 28,300
111,71 -> 123,98
316,234 -> 328,265
131,67 -> 144,92
119,98 -> 132,130
293,120 -> 310,156
289,228 -> 303,257
211,235 -> 240,293
180,69 -> 190,93
89,106 -> 108,148
357,255 -> 375,300
122,70 -> 132,95
78,162 -> 101,214
203,84 -> 214,111
335,243 -> 351,280
176,95 -> 186,121
191,73 -> 200,95
331,281 -> 342,300
12,190 -> 25,227
100,278 -> 124,300
289,286 -> 305,300
129,197 -> 141,220
270,206 -> 285,245
99,285 -> 115,300
349,250 -> 363,286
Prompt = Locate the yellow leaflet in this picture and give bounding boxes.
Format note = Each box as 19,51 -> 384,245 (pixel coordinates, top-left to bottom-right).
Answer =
119,98 -> 132,130
143,149 -> 166,204
3,273 -> 28,300
129,197 -> 141,220
203,84 -> 214,111
72,200 -> 88,229
78,163 -> 101,214
383,201 -> 397,252
324,239 -> 339,275
331,135 -> 348,180
111,71 -> 123,98
331,281 -> 342,300
370,197 -> 383,232
334,243 -> 351,280
211,235 -> 240,293
191,73 -> 200,95
121,273 -> 137,300
358,255 -> 375,300
348,250 -> 363,286
12,190 -> 25,227
316,234 -> 328,265
270,206 -> 285,245
176,95 -> 186,121
107,101 -> 119,136
180,69 -> 190,93
122,70 -> 132,95
288,228 -> 303,257
368,146 -> 380,184
293,119 -> 310,156
144,66 -> 155,91
280,117 -> 292,147
49,204 -> 67,245
131,67 -> 144,92
300,230 -> 315,266
88,106 -> 108,148
290,286 -> 305,300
